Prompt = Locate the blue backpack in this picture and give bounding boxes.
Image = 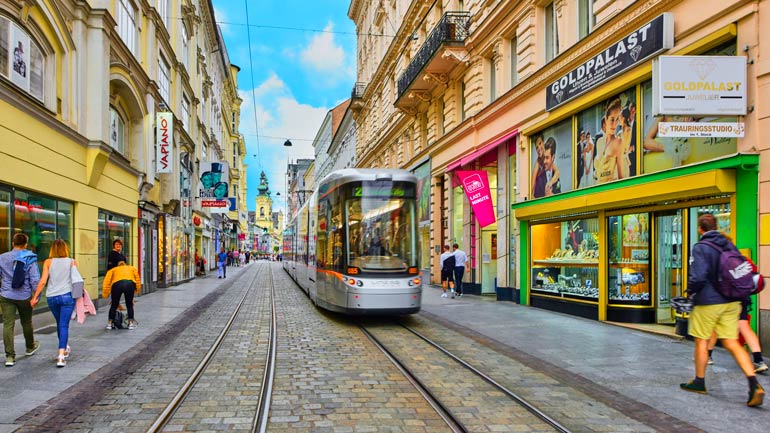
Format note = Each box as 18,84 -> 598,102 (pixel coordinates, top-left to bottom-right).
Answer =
700,240 -> 758,300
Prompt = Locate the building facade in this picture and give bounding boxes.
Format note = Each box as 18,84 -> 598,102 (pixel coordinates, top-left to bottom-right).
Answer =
0,0 -> 245,316
348,0 -> 770,347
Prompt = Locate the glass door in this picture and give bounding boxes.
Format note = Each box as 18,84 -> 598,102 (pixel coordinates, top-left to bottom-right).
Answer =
655,210 -> 683,324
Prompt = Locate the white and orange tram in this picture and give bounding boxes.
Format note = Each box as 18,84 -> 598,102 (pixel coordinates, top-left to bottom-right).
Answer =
282,169 -> 422,314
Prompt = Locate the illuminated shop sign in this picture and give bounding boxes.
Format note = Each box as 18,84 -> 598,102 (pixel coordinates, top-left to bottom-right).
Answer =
546,13 -> 674,111
653,56 -> 747,115
156,112 -> 173,173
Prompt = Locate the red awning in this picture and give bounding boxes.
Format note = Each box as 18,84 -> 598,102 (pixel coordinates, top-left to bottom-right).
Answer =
446,129 -> 518,171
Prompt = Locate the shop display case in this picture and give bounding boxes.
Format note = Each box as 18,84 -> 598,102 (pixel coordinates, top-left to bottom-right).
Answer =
608,213 -> 651,306
531,218 -> 600,301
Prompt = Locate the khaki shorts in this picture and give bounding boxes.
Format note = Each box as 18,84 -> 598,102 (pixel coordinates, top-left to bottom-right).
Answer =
689,302 -> 741,340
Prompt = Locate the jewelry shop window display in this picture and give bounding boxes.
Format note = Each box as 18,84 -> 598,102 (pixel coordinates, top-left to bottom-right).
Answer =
608,212 -> 651,305
531,218 -> 599,300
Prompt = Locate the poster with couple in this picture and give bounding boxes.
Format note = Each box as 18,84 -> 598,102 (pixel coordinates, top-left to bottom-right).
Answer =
530,119 -> 572,199
576,89 -> 638,189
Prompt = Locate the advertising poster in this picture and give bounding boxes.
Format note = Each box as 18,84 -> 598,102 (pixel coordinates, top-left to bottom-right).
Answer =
413,161 -> 430,224
641,83 -> 737,173
622,213 -> 649,248
531,118 -> 572,198
456,170 -> 495,228
10,23 -> 30,91
199,162 -> 230,213
576,88 -> 637,188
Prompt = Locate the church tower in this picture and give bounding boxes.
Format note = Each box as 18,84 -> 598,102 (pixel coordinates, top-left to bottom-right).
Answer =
255,171 -> 273,232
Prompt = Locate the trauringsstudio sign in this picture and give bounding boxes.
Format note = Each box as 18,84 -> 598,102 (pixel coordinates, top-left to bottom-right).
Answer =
546,13 -> 674,111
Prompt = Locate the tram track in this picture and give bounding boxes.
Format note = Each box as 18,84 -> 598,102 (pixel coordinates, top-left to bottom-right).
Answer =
361,321 -> 573,433
145,263 -> 277,433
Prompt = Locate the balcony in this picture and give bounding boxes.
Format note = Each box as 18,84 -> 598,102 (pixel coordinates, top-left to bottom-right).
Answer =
396,12 -> 470,109
350,82 -> 366,111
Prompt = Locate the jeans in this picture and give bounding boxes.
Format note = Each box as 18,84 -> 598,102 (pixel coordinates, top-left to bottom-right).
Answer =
1,294 -> 35,358
218,261 -> 226,278
454,266 -> 465,295
109,280 -> 136,321
47,293 -> 75,350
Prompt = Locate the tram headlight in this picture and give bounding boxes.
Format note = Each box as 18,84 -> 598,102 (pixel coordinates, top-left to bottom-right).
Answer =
356,280 -> 363,287
347,278 -> 356,285
408,278 -> 421,287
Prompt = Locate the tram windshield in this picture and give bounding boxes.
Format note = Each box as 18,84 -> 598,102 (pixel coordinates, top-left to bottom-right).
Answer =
345,195 -> 417,272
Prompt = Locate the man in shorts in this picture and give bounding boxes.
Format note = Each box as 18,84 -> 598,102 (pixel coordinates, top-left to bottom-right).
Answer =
680,213 -> 764,407
440,245 -> 455,298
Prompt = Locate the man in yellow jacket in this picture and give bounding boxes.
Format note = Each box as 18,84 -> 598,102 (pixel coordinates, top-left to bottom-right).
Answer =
102,261 -> 141,330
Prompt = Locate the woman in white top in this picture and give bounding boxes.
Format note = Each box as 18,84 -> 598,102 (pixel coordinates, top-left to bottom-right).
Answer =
31,239 -> 77,367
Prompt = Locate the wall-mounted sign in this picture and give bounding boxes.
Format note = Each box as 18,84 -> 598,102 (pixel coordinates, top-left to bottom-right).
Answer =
199,162 -> 229,213
156,112 -> 173,173
546,13 -> 674,111
657,122 -> 745,138
456,170 -> 496,228
156,214 -> 165,284
653,56 -> 747,115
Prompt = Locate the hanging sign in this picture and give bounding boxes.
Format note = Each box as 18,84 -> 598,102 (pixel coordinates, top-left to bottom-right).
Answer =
199,162 -> 230,213
156,112 -> 173,173
546,13 -> 674,111
456,171 -> 496,228
653,56 -> 747,115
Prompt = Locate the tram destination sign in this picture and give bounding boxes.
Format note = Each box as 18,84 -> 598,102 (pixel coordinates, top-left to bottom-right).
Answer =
546,13 -> 674,111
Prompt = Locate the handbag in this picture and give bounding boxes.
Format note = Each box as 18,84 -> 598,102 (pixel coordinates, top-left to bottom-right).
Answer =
69,259 -> 85,299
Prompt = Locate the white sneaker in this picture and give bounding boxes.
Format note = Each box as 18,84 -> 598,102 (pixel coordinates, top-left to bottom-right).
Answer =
441,293 -> 447,298
56,356 -> 66,368
106,323 -> 114,330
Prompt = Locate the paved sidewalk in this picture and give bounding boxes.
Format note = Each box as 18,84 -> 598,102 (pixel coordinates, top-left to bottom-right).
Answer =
422,285 -> 769,433
0,264 -> 253,433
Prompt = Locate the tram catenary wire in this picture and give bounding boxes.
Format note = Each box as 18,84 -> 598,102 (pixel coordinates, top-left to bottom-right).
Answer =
360,322 -> 574,433
145,263 -> 277,433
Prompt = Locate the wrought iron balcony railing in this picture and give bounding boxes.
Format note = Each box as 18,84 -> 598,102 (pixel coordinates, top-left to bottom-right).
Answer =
397,12 -> 470,99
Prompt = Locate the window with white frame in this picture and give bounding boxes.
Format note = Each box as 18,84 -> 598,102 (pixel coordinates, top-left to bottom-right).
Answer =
232,142 -> 238,166
578,0 -> 594,40
158,54 -> 170,103
231,112 -> 236,132
157,0 -> 170,30
181,24 -> 189,69
510,36 -> 518,89
0,16 -> 46,102
182,94 -> 190,130
109,107 -> 127,156
117,0 -> 138,54
545,2 -> 559,62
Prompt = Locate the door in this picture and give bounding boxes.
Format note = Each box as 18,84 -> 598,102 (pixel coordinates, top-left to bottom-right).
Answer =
480,229 -> 497,294
654,210 -> 684,324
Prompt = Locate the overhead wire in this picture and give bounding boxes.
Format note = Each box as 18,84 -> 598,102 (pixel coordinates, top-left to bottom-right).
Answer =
242,0 -> 262,171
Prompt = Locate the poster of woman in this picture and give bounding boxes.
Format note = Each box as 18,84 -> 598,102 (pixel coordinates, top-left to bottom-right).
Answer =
531,119 -> 572,198
10,23 -> 30,90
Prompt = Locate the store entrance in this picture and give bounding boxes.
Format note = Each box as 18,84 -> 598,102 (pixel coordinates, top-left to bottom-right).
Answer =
654,210 -> 684,324
480,229 -> 497,294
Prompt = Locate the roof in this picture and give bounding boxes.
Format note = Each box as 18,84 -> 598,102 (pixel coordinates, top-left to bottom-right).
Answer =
330,99 -> 351,137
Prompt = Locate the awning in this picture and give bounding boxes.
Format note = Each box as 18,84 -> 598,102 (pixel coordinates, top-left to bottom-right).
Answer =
446,129 -> 518,171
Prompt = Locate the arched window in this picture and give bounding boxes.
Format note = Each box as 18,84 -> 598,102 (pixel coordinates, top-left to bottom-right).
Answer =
0,16 -> 46,102
260,207 -> 265,217
109,106 -> 127,156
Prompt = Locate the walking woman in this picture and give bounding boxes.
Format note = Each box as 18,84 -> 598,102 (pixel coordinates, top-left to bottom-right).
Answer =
30,239 -> 77,367
103,261 -> 140,330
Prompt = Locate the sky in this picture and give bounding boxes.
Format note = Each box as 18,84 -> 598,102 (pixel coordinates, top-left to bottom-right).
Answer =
212,0 -> 357,213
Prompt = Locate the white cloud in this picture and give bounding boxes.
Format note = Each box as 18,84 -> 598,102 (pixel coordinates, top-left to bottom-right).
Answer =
238,74 -> 328,211
213,7 -> 232,36
300,23 -> 346,74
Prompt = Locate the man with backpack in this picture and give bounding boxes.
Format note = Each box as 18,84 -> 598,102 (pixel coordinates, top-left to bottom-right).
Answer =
0,233 -> 41,367
680,214 -> 764,407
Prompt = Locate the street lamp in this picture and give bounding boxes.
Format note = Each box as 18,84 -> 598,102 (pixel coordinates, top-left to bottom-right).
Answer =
284,139 -> 292,147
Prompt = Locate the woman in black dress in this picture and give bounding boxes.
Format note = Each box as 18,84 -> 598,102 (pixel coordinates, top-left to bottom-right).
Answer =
107,239 -> 126,271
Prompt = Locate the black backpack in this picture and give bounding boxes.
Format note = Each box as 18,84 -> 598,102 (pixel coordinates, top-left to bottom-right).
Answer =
11,260 -> 27,289
113,310 -> 126,329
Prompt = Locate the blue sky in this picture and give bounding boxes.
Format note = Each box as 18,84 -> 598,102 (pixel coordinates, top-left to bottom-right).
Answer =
212,0 -> 357,212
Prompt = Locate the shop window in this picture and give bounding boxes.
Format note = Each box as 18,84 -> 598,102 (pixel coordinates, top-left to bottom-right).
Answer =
575,87 -> 637,188
689,204 -> 731,241
531,218 -> 599,300
544,2 -> 559,62
109,107 -> 127,156
0,189 -> 10,252
530,118 -> 572,199
608,213 -> 651,305
451,185 -> 464,246
0,16 -> 46,102
98,211 -> 131,279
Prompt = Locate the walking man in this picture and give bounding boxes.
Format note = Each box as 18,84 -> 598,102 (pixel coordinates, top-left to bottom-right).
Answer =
452,243 -> 469,297
0,233 -> 41,366
680,213 -> 764,406
217,248 -> 228,279
440,245 -> 455,298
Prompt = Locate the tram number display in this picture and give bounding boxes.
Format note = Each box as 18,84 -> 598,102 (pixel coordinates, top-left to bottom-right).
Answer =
352,185 -> 414,198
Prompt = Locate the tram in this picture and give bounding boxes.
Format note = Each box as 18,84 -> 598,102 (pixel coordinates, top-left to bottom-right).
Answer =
283,169 -> 422,314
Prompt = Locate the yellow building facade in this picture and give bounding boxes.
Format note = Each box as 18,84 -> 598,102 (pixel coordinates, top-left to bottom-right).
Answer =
349,0 -> 770,346
0,0 -> 245,316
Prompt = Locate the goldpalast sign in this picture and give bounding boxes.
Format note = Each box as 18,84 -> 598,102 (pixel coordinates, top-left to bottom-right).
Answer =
653,56 -> 747,115
546,13 -> 674,111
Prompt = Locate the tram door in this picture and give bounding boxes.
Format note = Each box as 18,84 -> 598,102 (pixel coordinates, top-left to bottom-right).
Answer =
654,210 -> 684,324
